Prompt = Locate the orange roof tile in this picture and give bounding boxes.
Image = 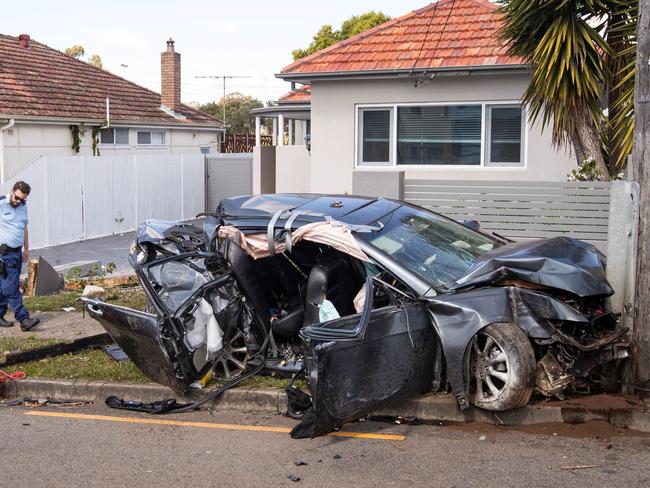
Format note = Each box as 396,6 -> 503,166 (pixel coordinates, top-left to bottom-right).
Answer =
0,34 -> 222,126
278,85 -> 311,103
281,0 -> 523,77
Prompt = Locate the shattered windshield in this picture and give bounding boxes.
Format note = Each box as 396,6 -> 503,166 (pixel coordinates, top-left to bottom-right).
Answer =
358,205 -> 497,287
147,257 -> 211,312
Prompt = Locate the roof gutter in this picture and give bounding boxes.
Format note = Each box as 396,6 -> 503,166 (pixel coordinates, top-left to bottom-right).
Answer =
0,118 -> 15,184
0,115 -> 222,131
276,64 -> 529,83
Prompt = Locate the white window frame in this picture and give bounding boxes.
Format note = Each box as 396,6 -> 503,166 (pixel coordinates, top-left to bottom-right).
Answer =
136,129 -> 167,146
356,107 -> 394,166
354,101 -> 527,169
99,127 -> 130,147
484,104 -> 526,166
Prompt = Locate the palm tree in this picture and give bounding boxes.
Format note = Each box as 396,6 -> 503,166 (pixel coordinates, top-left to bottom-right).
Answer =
498,0 -> 637,180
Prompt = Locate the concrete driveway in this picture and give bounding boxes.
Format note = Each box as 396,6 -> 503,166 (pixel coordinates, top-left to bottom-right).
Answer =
26,230 -> 135,277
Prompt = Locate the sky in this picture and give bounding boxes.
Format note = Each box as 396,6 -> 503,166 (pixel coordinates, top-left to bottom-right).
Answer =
3,0 -> 427,105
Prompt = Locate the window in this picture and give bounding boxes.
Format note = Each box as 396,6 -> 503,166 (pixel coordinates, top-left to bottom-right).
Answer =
100,128 -> 129,145
356,103 -> 525,167
486,105 -> 523,165
137,130 -> 166,145
397,105 -> 481,165
358,108 -> 392,165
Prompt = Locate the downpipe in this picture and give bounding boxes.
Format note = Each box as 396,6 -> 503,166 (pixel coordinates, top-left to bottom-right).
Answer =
0,119 -> 15,184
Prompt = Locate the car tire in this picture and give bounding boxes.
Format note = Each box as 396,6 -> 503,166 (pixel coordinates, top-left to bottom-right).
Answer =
467,322 -> 535,411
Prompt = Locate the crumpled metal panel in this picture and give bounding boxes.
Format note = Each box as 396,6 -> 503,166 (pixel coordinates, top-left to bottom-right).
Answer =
447,236 -> 613,298
423,286 -> 591,408
299,304 -> 435,437
85,299 -> 187,393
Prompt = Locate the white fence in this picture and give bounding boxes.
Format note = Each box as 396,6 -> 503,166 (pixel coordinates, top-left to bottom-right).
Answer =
1,154 -> 205,249
205,154 -> 253,213
404,179 -> 611,247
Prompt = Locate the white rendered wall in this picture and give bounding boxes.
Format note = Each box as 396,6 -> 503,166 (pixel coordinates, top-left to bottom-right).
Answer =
2,122 -> 219,181
309,74 -> 575,194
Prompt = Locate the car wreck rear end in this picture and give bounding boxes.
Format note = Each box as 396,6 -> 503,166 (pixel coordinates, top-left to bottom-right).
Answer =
85,194 -> 629,438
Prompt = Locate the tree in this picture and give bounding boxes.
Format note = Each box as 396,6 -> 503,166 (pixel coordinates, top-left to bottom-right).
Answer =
498,0 -> 637,180
199,93 -> 264,134
631,0 -> 650,397
88,54 -> 103,69
64,45 -> 104,70
292,11 -> 391,60
64,45 -> 85,59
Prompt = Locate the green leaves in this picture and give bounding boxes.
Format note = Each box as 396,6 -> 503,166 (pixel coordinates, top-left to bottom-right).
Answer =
292,11 -> 390,60
498,0 -> 637,177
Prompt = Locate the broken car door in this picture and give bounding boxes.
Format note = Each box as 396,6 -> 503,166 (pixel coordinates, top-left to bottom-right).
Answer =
296,278 -> 435,437
86,252 -> 240,393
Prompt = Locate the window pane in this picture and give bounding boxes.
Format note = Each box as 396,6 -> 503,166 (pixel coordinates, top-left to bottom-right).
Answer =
115,128 -> 129,145
397,105 -> 481,165
489,106 -> 522,163
361,110 -> 390,162
100,128 -> 114,144
151,131 -> 165,145
137,132 -> 151,144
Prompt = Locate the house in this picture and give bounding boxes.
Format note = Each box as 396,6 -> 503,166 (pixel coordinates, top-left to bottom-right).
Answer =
258,0 -> 575,195
0,34 -> 223,181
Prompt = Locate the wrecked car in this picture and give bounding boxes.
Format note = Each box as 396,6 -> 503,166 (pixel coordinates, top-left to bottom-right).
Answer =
84,194 -> 629,437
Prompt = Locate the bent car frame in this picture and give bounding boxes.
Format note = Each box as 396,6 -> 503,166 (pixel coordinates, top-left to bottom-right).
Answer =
85,194 -> 629,437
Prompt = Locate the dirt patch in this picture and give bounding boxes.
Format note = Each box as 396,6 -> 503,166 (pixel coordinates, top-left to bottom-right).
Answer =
542,394 -> 644,412
446,419 -> 650,439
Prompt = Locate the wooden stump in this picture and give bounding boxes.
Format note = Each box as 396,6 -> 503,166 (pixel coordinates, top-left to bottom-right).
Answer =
26,258 -> 39,297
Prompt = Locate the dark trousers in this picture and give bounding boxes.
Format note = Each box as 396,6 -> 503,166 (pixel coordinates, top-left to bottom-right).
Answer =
0,250 -> 29,322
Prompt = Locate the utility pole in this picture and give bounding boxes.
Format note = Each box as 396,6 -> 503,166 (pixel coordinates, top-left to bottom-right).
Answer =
632,0 -> 650,397
195,75 -> 252,130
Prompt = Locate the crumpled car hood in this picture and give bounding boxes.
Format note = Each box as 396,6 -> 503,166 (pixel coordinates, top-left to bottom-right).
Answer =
447,236 -> 613,298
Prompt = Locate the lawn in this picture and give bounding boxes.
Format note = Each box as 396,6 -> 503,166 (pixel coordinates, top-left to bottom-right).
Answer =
23,286 -> 148,313
1,337 -> 301,389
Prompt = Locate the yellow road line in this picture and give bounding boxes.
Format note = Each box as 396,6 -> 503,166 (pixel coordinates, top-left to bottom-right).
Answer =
24,411 -> 406,441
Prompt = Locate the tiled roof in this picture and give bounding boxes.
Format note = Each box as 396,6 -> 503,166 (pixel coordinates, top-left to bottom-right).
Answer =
0,34 -> 222,127
278,85 -> 311,103
281,0 -> 523,77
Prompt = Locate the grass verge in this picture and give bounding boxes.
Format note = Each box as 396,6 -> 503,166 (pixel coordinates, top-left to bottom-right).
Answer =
1,336 -> 303,389
1,337 -> 149,382
24,287 -> 148,313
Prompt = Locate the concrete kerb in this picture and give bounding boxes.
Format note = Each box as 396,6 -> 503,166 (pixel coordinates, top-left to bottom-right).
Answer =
2,378 -> 650,433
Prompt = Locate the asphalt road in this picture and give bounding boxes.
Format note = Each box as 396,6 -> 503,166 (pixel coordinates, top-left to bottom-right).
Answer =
2,403 -> 649,488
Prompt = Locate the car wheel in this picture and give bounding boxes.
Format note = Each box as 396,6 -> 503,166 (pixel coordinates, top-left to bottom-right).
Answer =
467,322 -> 535,411
212,328 -> 250,380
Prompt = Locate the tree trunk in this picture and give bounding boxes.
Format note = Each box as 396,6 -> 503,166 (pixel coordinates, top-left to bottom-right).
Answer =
607,11 -> 626,176
632,0 -> 650,397
571,130 -> 587,166
574,105 -> 611,180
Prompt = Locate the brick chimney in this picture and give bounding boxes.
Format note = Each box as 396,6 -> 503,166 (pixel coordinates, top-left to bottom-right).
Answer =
161,38 -> 181,111
18,34 -> 30,48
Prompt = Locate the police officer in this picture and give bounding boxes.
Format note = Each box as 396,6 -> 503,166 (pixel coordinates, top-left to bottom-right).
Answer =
0,181 -> 39,331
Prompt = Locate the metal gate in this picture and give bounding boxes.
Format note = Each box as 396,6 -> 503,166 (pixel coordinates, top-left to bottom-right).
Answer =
205,154 -> 253,212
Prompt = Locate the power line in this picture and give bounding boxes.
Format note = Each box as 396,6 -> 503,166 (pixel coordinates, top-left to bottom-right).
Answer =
195,75 -> 252,127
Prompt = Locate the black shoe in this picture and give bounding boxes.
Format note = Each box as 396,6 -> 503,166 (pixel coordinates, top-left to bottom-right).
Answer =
20,317 -> 40,332
0,316 -> 14,328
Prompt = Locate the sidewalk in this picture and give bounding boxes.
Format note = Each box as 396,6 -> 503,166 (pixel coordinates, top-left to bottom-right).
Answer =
0,310 -> 103,339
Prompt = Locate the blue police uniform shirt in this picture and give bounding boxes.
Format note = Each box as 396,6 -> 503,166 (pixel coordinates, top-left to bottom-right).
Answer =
0,193 -> 28,248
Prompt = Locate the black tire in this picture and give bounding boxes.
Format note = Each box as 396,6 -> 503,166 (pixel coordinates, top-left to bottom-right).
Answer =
467,322 -> 536,411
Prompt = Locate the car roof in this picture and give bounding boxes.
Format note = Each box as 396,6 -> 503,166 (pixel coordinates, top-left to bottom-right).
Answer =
219,193 -> 403,227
